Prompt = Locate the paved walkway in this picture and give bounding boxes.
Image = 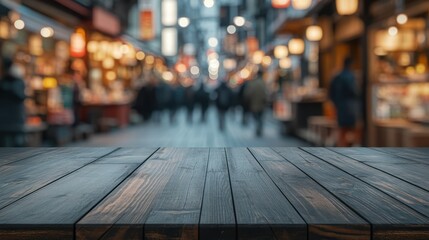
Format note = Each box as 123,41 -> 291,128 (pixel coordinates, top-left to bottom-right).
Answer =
69,107 -> 308,147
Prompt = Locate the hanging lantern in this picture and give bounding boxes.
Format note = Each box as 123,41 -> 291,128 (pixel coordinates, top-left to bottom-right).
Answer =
288,38 -> 305,55
291,0 -> 312,10
336,0 -> 358,16
274,45 -> 289,59
306,25 -> 323,41
272,0 -> 290,9
70,28 -> 86,58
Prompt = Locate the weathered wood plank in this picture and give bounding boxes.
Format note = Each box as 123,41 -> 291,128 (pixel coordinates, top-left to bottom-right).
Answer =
226,148 -> 306,240
330,147 -> 417,164
373,148 -> 429,164
0,163 -> 140,240
144,148 -> 210,240
303,148 -> 429,218
199,148 -> 235,240
0,148 -> 54,166
0,148 -> 116,210
331,148 -> 429,191
76,148 -> 191,240
95,147 -> 158,164
250,147 -> 370,240
274,147 -> 429,240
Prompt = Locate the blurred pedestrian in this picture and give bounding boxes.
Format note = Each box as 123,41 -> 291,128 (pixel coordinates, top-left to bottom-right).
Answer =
133,76 -> 157,122
244,70 -> 267,137
329,57 -> 360,147
195,82 -> 210,123
215,79 -> 233,131
154,79 -> 171,123
184,81 -> 195,123
0,57 -> 26,146
238,80 -> 250,126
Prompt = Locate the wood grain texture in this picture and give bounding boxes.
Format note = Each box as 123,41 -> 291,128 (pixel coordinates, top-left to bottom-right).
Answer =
199,148 -> 235,240
77,148 -> 189,240
226,148 -> 306,240
0,163 -> 138,240
303,148 -> 429,218
144,148 -> 210,240
250,147 -> 370,240
0,148 -> 54,166
373,148 -> 429,164
274,148 -> 429,240
95,147 -> 158,164
331,148 -> 429,191
0,148 -> 116,210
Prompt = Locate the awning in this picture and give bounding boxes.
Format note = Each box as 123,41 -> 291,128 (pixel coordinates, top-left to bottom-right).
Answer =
269,0 -> 330,36
0,0 -> 73,41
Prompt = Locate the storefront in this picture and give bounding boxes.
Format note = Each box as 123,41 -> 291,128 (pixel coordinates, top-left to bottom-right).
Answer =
367,0 -> 429,146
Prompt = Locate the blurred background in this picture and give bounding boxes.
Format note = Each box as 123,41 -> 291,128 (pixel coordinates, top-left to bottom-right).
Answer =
0,0 -> 428,147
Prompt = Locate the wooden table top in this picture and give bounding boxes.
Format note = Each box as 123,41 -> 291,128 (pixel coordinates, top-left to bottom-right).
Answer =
0,147 -> 428,240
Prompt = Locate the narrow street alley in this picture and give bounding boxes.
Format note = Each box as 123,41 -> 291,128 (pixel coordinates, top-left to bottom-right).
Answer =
69,108 -> 308,147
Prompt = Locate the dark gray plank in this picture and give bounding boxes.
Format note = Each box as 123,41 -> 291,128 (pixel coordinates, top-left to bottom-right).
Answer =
76,148 -> 192,240
144,148 -> 210,240
330,147 -> 417,164
199,148 -> 235,240
303,148 -> 429,218
250,147 -> 370,240
95,147 -> 158,164
0,162 -> 140,240
0,148 -> 54,166
274,148 -> 429,240
0,148 -> 116,210
226,148 -> 306,240
331,148 -> 429,191
373,148 -> 429,164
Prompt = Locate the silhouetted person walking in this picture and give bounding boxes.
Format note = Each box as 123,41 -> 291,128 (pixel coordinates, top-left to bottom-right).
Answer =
184,84 -> 195,123
0,58 -> 26,146
244,70 -> 267,137
195,83 -> 210,122
329,57 -> 360,147
215,80 -> 232,131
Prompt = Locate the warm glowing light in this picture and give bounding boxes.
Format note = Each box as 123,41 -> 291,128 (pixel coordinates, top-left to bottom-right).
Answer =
70,28 -> 86,58
336,0 -> 358,15
388,26 -> 398,36
209,59 -> 220,69
208,37 -> 218,48
292,0 -> 311,10
176,63 -> 187,73
240,68 -> 251,79
40,27 -> 54,38
106,71 -> 116,81
190,66 -> 200,75
204,0 -> 215,8
262,56 -> 272,67
227,25 -> 236,34
288,38 -> 305,55
416,64 -> 426,74
374,47 -> 387,56
87,41 -> 98,53
120,44 -> 130,54
396,14 -> 408,25
234,16 -> 245,27
272,0 -> 290,8
102,58 -> 115,69
279,57 -> 292,69
223,58 -> 237,70
252,51 -> 265,64
42,77 -> 57,89
162,71 -> 174,81
146,55 -> 155,65
136,51 -> 146,60
274,45 -> 288,59
178,17 -> 190,27
306,25 -> 323,41
14,19 -> 25,30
